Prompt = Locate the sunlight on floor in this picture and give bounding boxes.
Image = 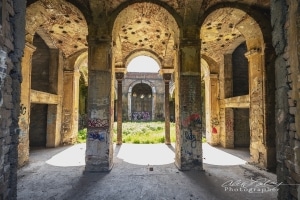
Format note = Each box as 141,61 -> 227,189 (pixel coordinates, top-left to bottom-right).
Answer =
45,143 -> 247,167
202,143 -> 247,166
116,143 -> 175,165
46,143 -> 86,167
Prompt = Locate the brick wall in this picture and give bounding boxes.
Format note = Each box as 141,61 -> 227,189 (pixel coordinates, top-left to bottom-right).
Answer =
0,0 -> 26,199
271,0 -> 300,199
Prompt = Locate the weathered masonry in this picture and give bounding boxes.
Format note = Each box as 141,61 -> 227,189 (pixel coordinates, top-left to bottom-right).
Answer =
0,0 -> 300,199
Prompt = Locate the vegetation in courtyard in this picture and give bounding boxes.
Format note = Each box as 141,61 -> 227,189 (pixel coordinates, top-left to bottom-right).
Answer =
113,121 -> 176,144
77,121 -> 206,144
77,128 -> 87,143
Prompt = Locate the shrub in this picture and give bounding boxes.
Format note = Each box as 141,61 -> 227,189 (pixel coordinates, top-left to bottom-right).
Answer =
77,128 -> 87,143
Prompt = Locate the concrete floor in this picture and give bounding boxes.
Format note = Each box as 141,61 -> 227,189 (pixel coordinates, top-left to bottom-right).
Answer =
17,143 -> 278,200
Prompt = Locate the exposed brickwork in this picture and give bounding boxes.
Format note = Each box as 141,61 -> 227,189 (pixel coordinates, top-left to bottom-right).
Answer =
271,0 -> 299,199
0,0 -> 26,199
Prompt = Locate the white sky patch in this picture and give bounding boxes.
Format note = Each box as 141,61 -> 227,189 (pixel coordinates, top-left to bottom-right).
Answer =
127,56 -> 160,73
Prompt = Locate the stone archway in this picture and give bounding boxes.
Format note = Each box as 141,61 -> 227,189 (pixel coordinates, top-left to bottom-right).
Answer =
84,1 -> 183,171
19,0 -> 88,167
128,80 -> 156,121
199,5 -> 276,169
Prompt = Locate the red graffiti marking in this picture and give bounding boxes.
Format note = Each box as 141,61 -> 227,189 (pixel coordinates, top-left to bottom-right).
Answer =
88,118 -> 109,128
182,113 -> 201,127
212,127 -> 218,134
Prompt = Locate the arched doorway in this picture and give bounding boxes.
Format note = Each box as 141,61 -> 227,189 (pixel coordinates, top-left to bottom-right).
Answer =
131,82 -> 153,121
127,79 -> 158,122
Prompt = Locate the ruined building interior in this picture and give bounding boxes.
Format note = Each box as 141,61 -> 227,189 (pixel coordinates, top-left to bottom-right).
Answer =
0,0 -> 299,199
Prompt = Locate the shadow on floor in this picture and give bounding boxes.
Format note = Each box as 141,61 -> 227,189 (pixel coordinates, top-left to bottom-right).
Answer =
17,143 -> 277,200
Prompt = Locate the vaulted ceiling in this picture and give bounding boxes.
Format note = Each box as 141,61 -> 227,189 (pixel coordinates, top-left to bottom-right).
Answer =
112,2 -> 178,68
26,0 -> 270,69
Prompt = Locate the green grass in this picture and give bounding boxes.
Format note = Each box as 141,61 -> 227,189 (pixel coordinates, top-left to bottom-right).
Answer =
112,121 -> 176,144
77,128 -> 87,143
76,121 -> 206,144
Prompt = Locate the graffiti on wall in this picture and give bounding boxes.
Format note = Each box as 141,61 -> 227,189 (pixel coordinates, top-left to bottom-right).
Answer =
211,117 -> 219,134
62,109 -> 71,133
184,128 -> 196,148
132,112 -> 151,121
88,118 -> 109,128
182,113 -> 201,127
88,129 -> 106,142
88,108 -> 109,128
20,104 -> 27,115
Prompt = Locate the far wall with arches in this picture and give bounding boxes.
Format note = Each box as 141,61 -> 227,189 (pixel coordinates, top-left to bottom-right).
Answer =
117,72 -> 170,121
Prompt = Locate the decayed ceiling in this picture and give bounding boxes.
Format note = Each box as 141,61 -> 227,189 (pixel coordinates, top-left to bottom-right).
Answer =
26,0 -> 270,68
112,3 -> 178,68
26,0 -> 88,57
200,8 -> 263,63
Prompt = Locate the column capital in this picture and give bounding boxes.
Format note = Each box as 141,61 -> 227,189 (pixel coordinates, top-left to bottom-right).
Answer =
163,73 -> 172,82
25,42 -> 37,53
116,72 -> 124,81
160,68 -> 174,74
115,65 -> 127,74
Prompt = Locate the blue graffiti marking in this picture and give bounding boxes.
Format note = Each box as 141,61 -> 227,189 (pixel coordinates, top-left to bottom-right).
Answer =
88,131 -> 106,142
184,129 -> 196,148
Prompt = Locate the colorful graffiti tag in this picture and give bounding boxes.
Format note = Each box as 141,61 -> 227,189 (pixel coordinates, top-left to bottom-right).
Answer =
88,118 -> 109,128
132,112 -> 151,121
88,130 -> 106,142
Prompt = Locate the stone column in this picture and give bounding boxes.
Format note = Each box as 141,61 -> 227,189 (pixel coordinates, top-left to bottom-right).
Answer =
205,74 -> 220,146
219,54 -> 233,148
163,73 -> 171,145
85,38 -> 114,172
62,70 -> 80,144
175,33 -> 202,170
18,42 -> 36,167
116,72 -> 124,145
245,49 -> 268,168
46,49 -> 63,147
